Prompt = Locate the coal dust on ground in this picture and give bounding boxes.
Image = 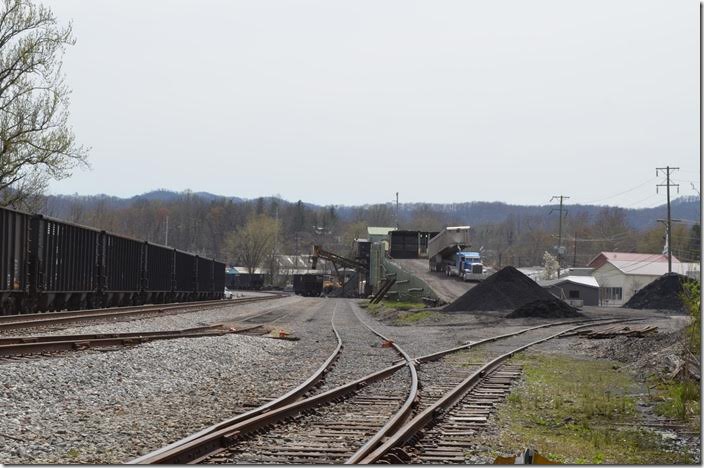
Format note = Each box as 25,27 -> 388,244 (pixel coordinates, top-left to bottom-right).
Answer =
507,298 -> 582,319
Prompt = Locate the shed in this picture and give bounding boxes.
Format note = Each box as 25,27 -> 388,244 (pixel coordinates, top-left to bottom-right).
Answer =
539,276 -> 600,306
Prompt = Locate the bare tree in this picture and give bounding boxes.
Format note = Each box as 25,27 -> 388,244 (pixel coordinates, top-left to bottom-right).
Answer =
0,0 -> 88,209
223,214 -> 279,274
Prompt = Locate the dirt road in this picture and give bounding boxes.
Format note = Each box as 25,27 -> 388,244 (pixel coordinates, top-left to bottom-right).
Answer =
391,258 -> 476,304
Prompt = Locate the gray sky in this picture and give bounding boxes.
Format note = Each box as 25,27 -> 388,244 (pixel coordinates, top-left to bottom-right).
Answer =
45,0 -> 700,207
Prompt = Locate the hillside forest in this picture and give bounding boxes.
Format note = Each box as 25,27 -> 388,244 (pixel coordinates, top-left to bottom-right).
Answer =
29,191 -> 700,273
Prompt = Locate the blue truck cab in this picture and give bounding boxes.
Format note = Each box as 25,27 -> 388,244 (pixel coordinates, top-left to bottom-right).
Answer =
454,251 -> 487,281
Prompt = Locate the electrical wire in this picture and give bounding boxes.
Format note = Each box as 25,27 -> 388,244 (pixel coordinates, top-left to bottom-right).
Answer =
579,177 -> 658,205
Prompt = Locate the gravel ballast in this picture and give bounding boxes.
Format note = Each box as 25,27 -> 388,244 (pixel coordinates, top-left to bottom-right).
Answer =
0,299 -> 336,464
2,295 -> 305,337
317,300 -> 403,391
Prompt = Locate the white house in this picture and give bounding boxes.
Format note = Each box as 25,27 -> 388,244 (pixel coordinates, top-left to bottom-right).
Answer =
587,252 -> 699,307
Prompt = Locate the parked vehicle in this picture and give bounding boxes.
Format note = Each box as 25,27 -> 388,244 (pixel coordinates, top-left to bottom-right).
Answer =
223,288 -> 234,299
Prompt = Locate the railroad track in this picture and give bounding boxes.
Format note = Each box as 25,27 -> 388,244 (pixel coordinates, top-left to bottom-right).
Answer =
129,301 -> 417,464
0,294 -> 284,332
0,295 -> 307,361
357,318 -> 638,464
0,323 -> 273,361
130,312 -> 638,465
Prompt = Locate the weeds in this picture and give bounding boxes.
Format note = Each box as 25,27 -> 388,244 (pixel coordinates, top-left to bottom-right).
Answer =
492,353 -> 690,464
654,379 -> 701,423
680,279 -> 701,356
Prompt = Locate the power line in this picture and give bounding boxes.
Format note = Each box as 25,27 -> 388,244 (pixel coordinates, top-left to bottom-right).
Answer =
580,177 -> 658,205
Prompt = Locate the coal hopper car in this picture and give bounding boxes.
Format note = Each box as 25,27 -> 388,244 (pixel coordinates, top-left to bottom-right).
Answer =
0,205 -> 225,315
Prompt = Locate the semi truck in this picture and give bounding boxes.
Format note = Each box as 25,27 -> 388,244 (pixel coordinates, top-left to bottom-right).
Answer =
428,226 -> 488,281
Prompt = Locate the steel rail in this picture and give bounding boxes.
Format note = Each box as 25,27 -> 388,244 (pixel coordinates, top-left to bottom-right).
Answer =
129,302 -> 345,464
344,306 -> 419,464
130,313 -> 640,464
346,316 -> 643,463
0,324 -> 272,358
0,324 -> 229,345
355,318 -> 636,464
0,299 -> 225,323
0,329 -> 230,358
0,295 -> 282,331
413,316 -> 644,364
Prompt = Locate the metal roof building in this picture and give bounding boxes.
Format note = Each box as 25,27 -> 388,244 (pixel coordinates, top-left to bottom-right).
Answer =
538,276 -> 600,306
588,251 -> 700,307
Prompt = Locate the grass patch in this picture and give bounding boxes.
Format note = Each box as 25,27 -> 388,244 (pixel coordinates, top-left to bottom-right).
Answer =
382,300 -> 426,311
365,300 -> 425,315
492,353 -> 693,464
395,310 -> 436,325
445,347 -> 489,367
652,379 -> 701,425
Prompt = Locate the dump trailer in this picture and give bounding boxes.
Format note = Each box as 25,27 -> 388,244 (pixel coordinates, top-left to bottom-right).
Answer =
427,228 -> 489,281
428,226 -> 472,273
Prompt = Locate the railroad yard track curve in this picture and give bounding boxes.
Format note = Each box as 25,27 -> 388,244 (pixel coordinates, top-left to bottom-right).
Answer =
357,318 -> 639,464
129,307 -> 638,465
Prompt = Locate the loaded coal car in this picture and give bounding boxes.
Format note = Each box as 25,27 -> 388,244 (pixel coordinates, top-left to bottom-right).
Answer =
0,205 -> 225,315
293,273 -> 324,297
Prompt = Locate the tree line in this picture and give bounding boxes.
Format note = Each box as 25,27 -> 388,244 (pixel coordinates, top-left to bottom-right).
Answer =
27,191 -> 701,273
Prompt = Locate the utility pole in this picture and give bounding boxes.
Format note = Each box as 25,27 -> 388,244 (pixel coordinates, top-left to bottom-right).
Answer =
656,166 -> 680,273
550,195 -> 569,278
164,215 -> 169,246
395,192 -> 399,229
572,234 -> 577,267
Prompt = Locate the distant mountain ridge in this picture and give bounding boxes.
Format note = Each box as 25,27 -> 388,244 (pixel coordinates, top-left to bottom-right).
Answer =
43,190 -> 700,231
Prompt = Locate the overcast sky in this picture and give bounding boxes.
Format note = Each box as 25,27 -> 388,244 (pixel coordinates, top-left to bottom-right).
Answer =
44,0 -> 700,207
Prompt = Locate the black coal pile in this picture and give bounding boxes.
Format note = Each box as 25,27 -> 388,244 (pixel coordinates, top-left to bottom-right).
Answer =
623,273 -> 695,312
507,298 -> 582,318
444,266 -> 570,312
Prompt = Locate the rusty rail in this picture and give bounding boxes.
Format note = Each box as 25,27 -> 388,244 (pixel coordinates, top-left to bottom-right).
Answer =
355,318 -> 637,464
0,294 -> 283,331
0,324 -> 271,358
344,306 -> 418,464
129,312 -> 640,465
128,302 -> 346,464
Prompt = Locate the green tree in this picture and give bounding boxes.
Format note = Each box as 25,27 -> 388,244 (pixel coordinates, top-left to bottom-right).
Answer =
0,0 -> 88,208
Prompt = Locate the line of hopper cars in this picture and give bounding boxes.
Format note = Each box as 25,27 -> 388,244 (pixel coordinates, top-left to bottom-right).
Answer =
0,206 -> 225,315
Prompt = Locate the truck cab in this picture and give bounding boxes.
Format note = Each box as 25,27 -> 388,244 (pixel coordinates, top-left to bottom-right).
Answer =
456,251 -> 487,281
